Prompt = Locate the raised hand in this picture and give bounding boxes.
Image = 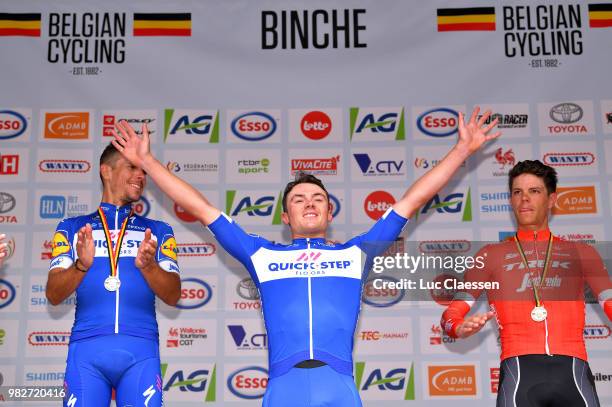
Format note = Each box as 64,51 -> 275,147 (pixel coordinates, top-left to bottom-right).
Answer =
111,121 -> 152,168
135,228 -> 157,270
0,233 -> 8,266
457,106 -> 501,154
455,311 -> 495,338
76,224 -> 95,270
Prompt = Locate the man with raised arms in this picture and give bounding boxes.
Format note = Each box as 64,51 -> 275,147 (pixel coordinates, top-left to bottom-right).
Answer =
113,108 -> 499,407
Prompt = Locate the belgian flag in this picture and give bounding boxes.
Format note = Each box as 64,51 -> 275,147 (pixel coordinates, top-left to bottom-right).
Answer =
0,13 -> 41,36
589,4 -> 612,28
437,7 -> 495,32
133,13 -> 191,36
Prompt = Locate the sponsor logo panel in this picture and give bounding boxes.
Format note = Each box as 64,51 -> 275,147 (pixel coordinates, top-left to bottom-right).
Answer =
0,365 -> 17,387
474,103 -> 530,138
354,361 -> 416,400
224,365 -> 269,401
227,110 -> 281,143
413,145 -> 468,181
36,149 -> 93,183
101,110 -> 157,142
0,189 -> 26,224
173,229 -> 219,269
225,149 -> 281,184
476,143 -> 532,180
35,190 -> 93,224
605,141 -> 612,175
288,108 -> 343,143
159,276 -> 217,313
25,319 -> 73,358
224,319 -> 267,357
28,275 -> 76,314
478,186 -> 513,221
540,141 -> 598,177
537,101 -> 595,136
23,364 -> 66,387
0,277 -> 21,312
351,188 -> 403,224
158,319 -> 216,357
161,362 -> 217,402
552,224 -> 604,245
419,317 -> 483,355
0,320 -> 19,357
0,149 -> 28,181
349,107 -> 405,142
586,358 -> 612,397
163,109 -> 220,144
225,190 -> 283,226
412,105 -> 465,141
552,185 -> 598,215
425,363 -> 479,398
164,149 -> 220,184
488,361 -> 500,398
41,110 -> 91,141
0,109 -> 31,142
601,100 -> 612,134
354,317 -> 413,355
415,185 -> 473,224
224,274 -> 262,313
350,148 -> 406,182
288,149 -> 343,181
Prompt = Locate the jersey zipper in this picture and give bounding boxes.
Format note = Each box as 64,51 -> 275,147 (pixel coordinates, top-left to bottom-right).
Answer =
114,207 -> 120,334
307,238 -> 314,360
533,231 -> 551,356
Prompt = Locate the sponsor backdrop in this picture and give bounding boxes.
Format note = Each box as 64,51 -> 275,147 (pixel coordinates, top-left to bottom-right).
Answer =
1,0 -> 611,405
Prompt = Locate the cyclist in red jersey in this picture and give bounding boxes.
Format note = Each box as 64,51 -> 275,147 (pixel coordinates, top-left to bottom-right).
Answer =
441,160 -> 612,407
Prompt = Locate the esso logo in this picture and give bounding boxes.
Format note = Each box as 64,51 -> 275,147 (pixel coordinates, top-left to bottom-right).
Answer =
227,366 -> 268,399
0,279 -> 16,309
231,112 -> 276,141
176,278 -> 212,309
300,111 -> 332,140
174,203 -> 199,223
132,196 -> 150,217
0,110 -> 27,140
329,194 -> 341,218
417,108 -> 459,137
364,191 -> 396,220
362,276 -> 404,307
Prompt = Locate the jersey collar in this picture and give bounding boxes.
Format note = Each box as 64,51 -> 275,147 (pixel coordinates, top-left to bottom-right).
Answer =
99,202 -> 133,217
516,228 -> 551,241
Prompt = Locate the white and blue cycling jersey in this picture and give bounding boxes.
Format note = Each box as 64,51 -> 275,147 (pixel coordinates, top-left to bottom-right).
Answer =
49,202 -> 180,342
208,207 -> 407,379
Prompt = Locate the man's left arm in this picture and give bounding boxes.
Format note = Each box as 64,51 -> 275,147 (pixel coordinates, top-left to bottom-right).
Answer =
137,225 -> 181,306
392,107 -> 500,219
580,243 -> 612,320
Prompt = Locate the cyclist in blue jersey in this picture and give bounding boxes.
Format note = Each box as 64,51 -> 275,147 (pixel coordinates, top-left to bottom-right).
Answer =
112,107 -> 500,407
46,143 -> 181,407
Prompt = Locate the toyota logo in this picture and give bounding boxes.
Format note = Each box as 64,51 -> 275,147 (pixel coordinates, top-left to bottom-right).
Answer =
237,278 -> 260,300
549,103 -> 583,124
0,192 -> 16,213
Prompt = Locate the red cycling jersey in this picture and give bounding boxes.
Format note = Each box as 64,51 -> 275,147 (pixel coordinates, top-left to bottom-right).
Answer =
441,229 -> 612,361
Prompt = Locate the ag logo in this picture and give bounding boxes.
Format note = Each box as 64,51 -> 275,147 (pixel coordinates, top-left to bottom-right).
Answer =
418,189 -> 472,222
163,109 -> 220,143
354,362 -> 415,400
161,363 -> 216,402
225,190 -> 283,224
349,107 -> 405,141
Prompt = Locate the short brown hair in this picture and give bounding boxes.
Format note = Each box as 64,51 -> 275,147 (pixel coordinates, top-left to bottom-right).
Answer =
508,160 -> 557,194
282,172 -> 329,212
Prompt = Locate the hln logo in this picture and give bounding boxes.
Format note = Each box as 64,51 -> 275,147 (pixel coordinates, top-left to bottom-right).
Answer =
40,195 -> 65,218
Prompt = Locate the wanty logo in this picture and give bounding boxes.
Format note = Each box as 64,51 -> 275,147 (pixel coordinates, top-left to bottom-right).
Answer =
163,109 -> 219,143
583,324 -> 611,339
231,112 -> 277,141
428,365 -> 476,396
177,278 -> 212,310
419,240 -> 471,254
354,362 -> 415,400
349,107 -> 405,141
301,111 -> 332,140
161,363 -> 216,402
28,331 -> 71,346
0,279 -> 16,308
417,189 -> 472,222
362,276 -> 405,307
0,154 -> 19,175
226,190 -> 283,224
0,110 -> 28,140
291,156 -> 339,176
364,191 -> 396,220
44,112 -> 89,140
552,186 -> 597,215
227,325 -> 267,350
543,152 -> 595,167
227,366 -> 268,399
494,147 -> 515,170
417,108 -> 459,137
176,243 -> 216,257
353,154 -> 404,176
38,160 -> 90,173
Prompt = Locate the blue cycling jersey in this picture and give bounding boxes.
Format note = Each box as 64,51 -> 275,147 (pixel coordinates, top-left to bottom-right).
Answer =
49,202 -> 180,342
208,207 -> 407,378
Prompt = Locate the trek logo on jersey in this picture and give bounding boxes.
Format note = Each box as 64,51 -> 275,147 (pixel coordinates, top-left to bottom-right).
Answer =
552,186 -> 597,215
177,278 -> 213,310
227,366 -> 268,399
163,109 -> 220,143
354,362 -> 415,400
160,236 -> 178,261
176,243 -> 216,257
230,111 -> 278,141
0,279 -> 17,309
543,152 -> 595,167
161,363 -> 216,402
428,365 -> 476,396
0,154 -> 19,175
362,276 -> 405,307
43,112 -> 89,140
349,107 -> 405,141
583,324 -> 611,339
417,108 -> 459,137
225,190 -> 283,225
38,160 -> 91,173
227,325 -> 268,350
419,240 -> 471,254
418,188 -> 473,222
51,231 -> 71,257
27,331 -> 70,346
0,110 -> 28,140
353,154 -> 404,176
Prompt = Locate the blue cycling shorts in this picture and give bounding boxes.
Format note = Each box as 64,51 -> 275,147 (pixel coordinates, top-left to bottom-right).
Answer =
263,365 -> 362,407
63,334 -> 163,407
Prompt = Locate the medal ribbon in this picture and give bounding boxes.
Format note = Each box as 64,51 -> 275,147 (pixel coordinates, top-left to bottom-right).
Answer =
514,233 -> 553,307
97,207 -> 133,278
